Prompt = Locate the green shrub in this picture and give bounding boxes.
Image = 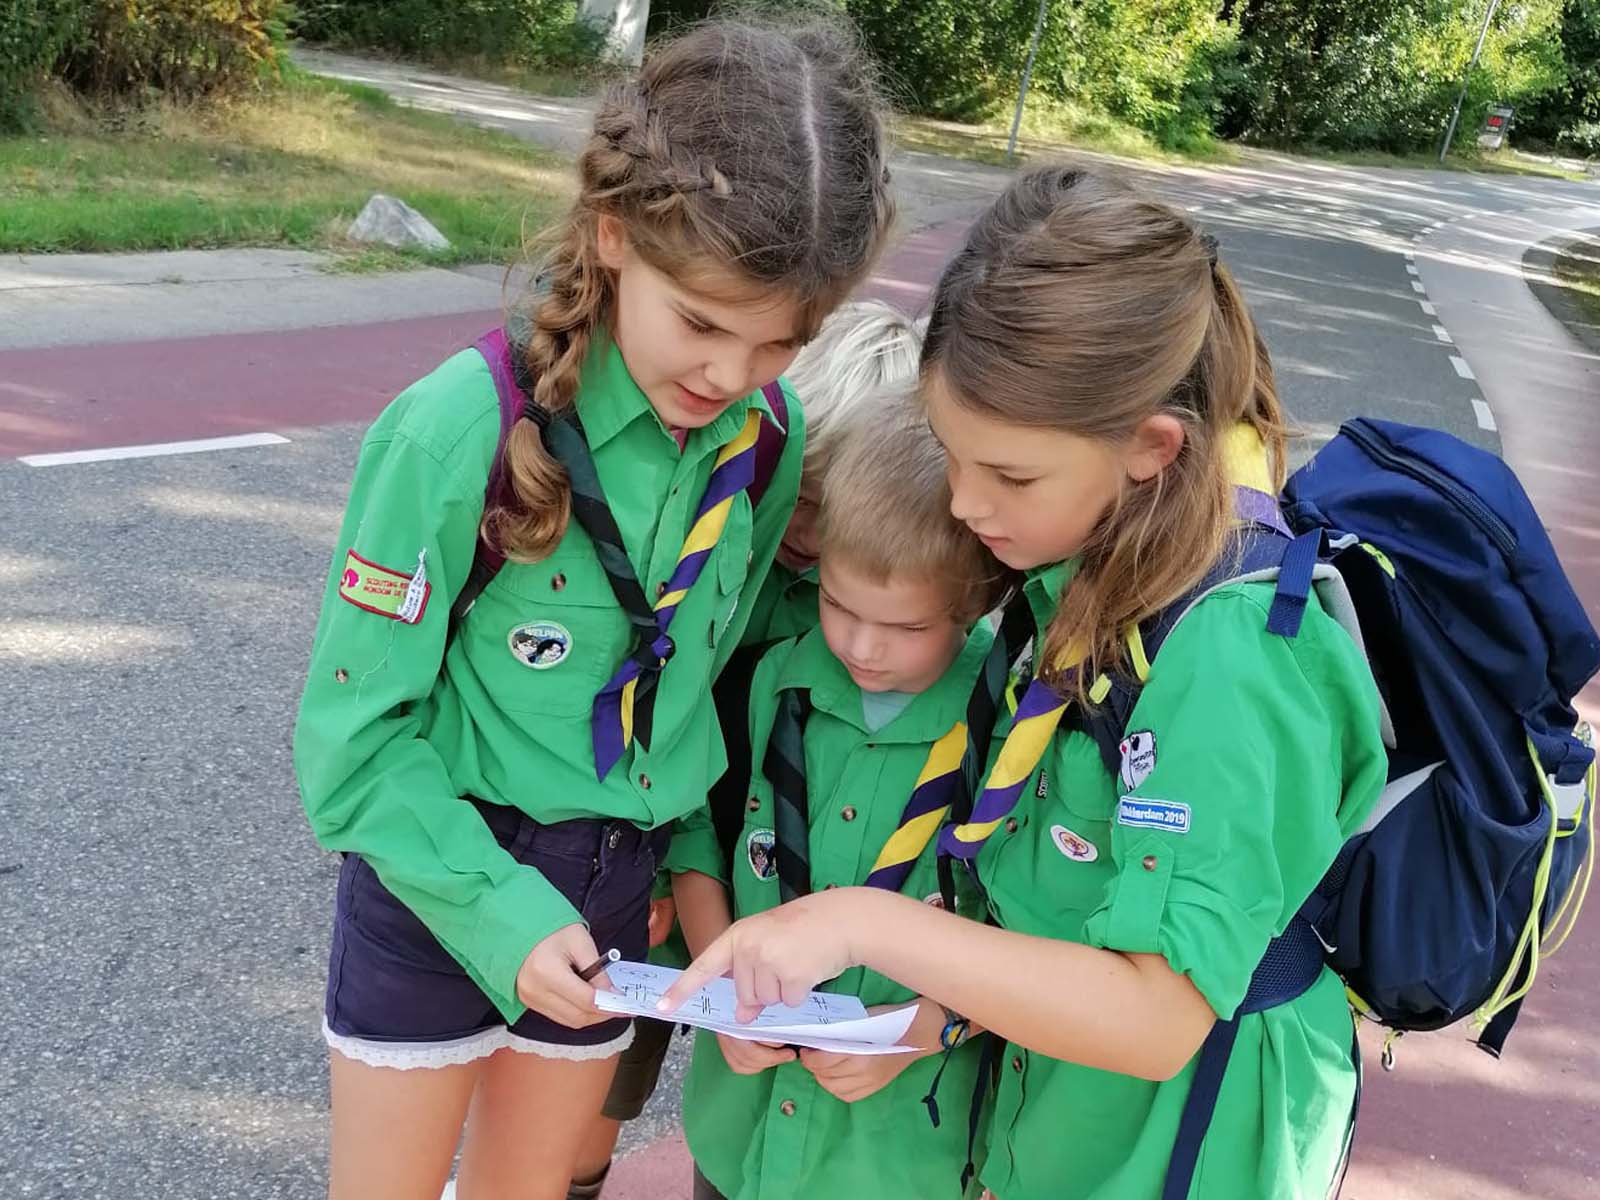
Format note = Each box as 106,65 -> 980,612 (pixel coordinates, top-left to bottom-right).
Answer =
293,0 -> 603,68
0,0 -> 86,130
55,1 -> 285,100
1557,119 -> 1600,156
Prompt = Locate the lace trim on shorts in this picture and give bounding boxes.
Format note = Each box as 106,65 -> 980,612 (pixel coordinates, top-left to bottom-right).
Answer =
322,1018 -> 633,1069
504,1024 -> 634,1062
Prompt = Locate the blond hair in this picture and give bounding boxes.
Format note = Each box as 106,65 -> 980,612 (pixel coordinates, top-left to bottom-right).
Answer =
487,20 -> 895,560
818,387 -> 1010,624
921,166 -> 1288,702
786,300 -> 925,485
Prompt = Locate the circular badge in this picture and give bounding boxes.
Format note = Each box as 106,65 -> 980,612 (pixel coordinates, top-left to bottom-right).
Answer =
746,828 -> 776,882
508,621 -> 572,670
1050,824 -> 1099,863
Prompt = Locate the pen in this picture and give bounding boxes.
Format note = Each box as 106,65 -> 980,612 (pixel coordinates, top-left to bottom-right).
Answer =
577,948 -> 621,983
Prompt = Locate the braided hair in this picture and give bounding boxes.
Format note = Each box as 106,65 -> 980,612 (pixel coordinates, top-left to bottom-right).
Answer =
489,18 -> 895,562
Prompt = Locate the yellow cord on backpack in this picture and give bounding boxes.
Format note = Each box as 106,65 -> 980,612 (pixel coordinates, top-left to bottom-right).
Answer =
1541,750 -> 1596,958
1472,737 -> 1565,1032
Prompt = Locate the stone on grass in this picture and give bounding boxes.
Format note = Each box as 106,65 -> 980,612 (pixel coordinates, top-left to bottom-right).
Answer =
347,194 -> 451,251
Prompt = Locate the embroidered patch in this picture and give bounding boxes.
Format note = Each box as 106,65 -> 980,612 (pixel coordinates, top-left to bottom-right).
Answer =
508,621 -> 572,669
746,828 -> 776,881
1050,823 -> 1098,863
1117,796 -> 1191,835
1035,771 -> 1050,800
339,549 -> 431,624
1118,730 -> 1157,791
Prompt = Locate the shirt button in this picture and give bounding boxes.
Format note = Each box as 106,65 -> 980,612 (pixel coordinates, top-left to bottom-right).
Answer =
747,796 -> 761,812
841,806 -> 857,822
1142,855 -> 1158,872
333,668 -> 349,684
1010,1054 -> 1024,1074
552,572 -> 567,591
1004,817 -> 1019,834
639,774 -> 652,791
779,1099 -> 797,1117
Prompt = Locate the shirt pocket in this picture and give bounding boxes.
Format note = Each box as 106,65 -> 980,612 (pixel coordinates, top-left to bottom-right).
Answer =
459,542 -> 631,718
705,499 -> 753,652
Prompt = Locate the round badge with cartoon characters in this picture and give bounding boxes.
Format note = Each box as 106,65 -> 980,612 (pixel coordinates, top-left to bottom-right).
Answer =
746,828 -> 776,882
508,621 -> 572,670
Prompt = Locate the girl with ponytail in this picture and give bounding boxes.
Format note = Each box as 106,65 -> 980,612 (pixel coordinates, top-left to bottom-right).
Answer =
294,20 -> 892,1199
663,167 -> 1386,1200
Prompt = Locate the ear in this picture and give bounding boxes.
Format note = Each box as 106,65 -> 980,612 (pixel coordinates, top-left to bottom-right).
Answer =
595,214 -> 629,271
1123,414 -> 1186,483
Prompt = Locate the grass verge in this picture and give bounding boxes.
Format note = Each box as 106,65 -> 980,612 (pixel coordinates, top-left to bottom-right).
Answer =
0,69 -> 571,264
1553,237 -> 1600,326
892,97 -> 1237,168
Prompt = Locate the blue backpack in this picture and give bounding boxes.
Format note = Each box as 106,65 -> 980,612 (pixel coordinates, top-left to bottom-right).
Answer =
1076,418 -> 1599,1200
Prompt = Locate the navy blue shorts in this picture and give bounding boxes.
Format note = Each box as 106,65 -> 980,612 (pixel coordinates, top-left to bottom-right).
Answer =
322,797 -> 667,1068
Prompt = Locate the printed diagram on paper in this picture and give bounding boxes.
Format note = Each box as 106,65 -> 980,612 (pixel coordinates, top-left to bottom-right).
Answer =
594,960 -> 921,1055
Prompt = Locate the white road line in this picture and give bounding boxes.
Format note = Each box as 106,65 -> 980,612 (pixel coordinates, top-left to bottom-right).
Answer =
1450,355 -> 1476,381
1406,263 -> 1419,276
1432,324 -> 1454,344
1405,251 -> 1415,262
1412,281 -> 1427,294
1472,399 -> 1498,432
19,432 -> 290,468
1420,300 -> 1437,316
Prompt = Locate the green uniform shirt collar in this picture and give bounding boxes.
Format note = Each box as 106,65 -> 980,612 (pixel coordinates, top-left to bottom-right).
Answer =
776,622 -> 996,743
574,335 -> 775,451
1023,557 -> 1080,637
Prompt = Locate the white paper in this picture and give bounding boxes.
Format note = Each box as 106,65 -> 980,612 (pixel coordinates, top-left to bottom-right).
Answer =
594,960 -> 921,1055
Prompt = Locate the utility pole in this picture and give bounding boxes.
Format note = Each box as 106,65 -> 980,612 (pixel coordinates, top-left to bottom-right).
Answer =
1438,0 -> 1502,164
1006,0 -> 1051,164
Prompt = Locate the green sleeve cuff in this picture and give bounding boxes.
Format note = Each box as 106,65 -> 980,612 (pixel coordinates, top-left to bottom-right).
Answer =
666,810 -> 729,882
453,864 -> 584,1023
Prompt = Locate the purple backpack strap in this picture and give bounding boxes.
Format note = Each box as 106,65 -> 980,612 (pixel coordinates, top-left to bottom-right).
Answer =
751,379 -> 790,510
448,329 -> 525,635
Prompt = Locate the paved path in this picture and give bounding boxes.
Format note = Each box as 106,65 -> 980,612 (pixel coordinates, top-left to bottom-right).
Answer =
4,49 -> 1600,1200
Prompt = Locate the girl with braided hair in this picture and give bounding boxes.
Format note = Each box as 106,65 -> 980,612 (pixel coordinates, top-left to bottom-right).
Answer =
294,19 -> 892,1200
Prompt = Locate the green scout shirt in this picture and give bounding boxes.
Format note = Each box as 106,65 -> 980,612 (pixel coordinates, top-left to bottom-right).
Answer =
293,337 -> 804,1022
669,624 -> 995,1200
975,562 -> 1387,1200
744,562 -> 820,644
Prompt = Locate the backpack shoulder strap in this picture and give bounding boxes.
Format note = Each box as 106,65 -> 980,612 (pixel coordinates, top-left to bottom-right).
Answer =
1077,524 -> 1301,778
449,328 -> 525,638
750,380 -> 791,511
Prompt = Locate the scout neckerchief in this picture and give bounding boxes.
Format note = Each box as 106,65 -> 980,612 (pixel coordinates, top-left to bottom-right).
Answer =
524,386 -> 763,781
764,603 -> 1032,903
937,480 -> 1291,860
764,685 -> 968,904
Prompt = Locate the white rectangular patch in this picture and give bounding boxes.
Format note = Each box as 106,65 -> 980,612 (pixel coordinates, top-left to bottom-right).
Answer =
1118,796 -> 1191,835
1118,730 -> 1157,791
